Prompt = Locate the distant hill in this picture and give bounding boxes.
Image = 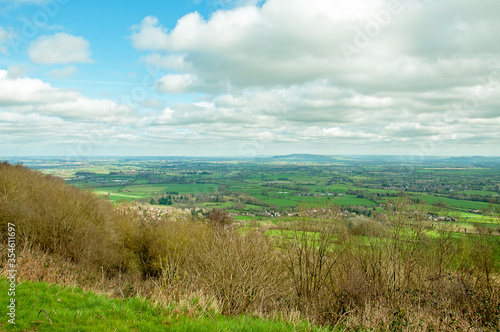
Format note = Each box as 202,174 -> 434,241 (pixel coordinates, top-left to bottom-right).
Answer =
260,154 -> 500,165
440,156 -> 500,165
259,154 -> 340,163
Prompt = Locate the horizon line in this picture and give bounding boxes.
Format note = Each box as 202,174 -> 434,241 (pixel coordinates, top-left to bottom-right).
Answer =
2,154 -> 500,159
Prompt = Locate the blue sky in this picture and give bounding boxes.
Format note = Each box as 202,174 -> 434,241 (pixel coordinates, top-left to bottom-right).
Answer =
1,0 -> 499,157
1,0 -> 214,97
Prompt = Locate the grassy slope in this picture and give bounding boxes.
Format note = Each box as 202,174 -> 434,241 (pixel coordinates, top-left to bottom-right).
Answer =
0,279 -> 327,332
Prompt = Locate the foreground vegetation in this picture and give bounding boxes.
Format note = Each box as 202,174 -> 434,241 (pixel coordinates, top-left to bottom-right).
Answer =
1,161 -> 499,331
0,278 -> 323,331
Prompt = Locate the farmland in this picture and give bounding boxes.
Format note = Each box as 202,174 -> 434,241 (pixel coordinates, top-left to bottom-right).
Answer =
12,154 -> 500,230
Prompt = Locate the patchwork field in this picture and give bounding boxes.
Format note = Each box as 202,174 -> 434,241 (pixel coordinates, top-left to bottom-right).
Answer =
19,155 -> 500,230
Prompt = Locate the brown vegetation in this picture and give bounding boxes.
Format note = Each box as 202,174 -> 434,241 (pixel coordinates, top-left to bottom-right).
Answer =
1,162 -> 499,331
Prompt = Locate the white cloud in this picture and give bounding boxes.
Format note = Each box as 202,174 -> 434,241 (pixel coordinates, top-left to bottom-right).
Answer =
123,0 -> 500,155
28,32 -> 93,65
142,53 -> 189,72
0,69 -> 133,122
157,74 -> 201,94
6,65 -> 27,79
48,66 -> 78,79
130,0 -> 500,94
130,16 -> 170,51
304,126 -> 380,139
0,69 -> 147,155
0,26 -> 16,55
3,0 -> 500,156
137,98 -> 165,110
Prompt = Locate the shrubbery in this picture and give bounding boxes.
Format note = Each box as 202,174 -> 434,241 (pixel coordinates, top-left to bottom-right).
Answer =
0,162 -> 140,273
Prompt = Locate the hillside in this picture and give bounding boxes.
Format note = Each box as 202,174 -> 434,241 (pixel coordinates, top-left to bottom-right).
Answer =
0,278 -> 320,331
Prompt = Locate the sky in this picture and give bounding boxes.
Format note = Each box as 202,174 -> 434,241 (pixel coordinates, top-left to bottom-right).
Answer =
0,0 -> 499,158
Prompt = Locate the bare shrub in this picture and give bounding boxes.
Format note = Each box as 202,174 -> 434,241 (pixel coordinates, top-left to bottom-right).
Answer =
277,210 -> 349,321
186,227 -> 284,315
206,209 -> 233,226
0,162 -> 139,274
347,216 -> 387,237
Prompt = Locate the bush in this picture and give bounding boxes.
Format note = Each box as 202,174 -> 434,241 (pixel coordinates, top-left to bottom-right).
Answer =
186,227 -> 284,315
0,162 -> 139,274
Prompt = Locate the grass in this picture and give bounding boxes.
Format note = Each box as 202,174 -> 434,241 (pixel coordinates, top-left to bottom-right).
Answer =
453,211 -> 499,223
91,183 -> 219,204
234,215 -> 255,221
255,193 -> 377,208
418,194 -> 500,211
455,190 -> 499,196
331,195 -> 376,206
1,278 -> 168,331
198,202 -> 234,208
0,278 -> 328,332
263,197 -> 298,207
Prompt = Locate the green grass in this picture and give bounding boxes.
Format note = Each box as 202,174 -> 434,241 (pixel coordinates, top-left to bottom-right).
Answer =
234,215 -> 255,221
1,279 -> 168,331
331,195 -> 376,206
91,183 -> 219,204
325,184 -> 349,193
417,194 -> 500,211
263,197 -> 298,207
88,186 -> 125,192
450,210 -> 499,223
0,279 -> 329,331
121,184 -> 170,192
198,202 -> 234,208
455,190 -> 499,196
243,204 -> 265,211
108,193 -> 146,202
255,193 -> 377,208
119,183 -> 218,194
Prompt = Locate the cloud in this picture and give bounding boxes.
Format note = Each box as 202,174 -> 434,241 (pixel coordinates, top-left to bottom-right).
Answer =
0,26 -> 16,55
48,66 -> 78,79
123,0 -> 500,155
6,65 -> 27,78
141,53 -> 189,72
129,0 -> 500,94
137,98 -> 166,110
157,74 -> 201,94
3,0 -> 500,156
0,69 -> 133,122
28,32 -> 93,65
143,76 -> 500,154
130,16 -> 170,51
0,69 -> 148,155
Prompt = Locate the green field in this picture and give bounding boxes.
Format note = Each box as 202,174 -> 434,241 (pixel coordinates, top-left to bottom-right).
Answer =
21,156 -> 500,229
91,183 -> 219,203
418,194 -> 500,211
